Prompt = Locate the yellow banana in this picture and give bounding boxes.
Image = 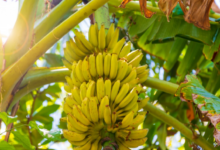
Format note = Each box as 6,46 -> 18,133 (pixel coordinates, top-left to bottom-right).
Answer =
90,96 -> 99,105
106,23 -> 115,46
69,136 -> 91,146
86,80 -> 96,98
128,129 -> 148,140
65,76 -> 73,87
90,136 -> 101,150
89,97 -> 99,123
118,140 -> 130,150
104,53 -> 111,77
128,78 -> 139,90
121,67 -> 137,85
115,60 -> 128,81
110,53 -> 118,80
123,94 -> 138,112
138,69 -> 149,83
112,37 -> 126,55
128,53 -> 143,67
81,97 -> 92,122
110,80 -> 121,103
80,82 -> 87,100
119,41 -> 131,58
118,87 -> 137,109
125,64 -> 133,77
76,60 -> 86,82
74,29 -> 94,52
74,36 -> 91,54
69,39 -> 87,57
137,64 -> 148,75
65,42 -> 81,61
131,113 -> 145,128
114,83 -> 130,105
97,77 -> 105,101
63,129 -> 86,141
120,111 -> 134,128
123,137 -> 147,148
72,105 -> 91,126
89,24 -> 98,48
124,50 -> 142,62
104,79 -> 112,99
136,84 -> 145,93
62,58 -> 72,70
88,54 -> 97,78
74,139 -> 92,150
71,86 -> 82,105
99,96 -> 109,119
60,117 -> 67,122
64,84 -> 71,93
67,113 -> 89,132
82,57 -> 92,81
71,62 -> 82,87
104,105 -> 112,125
96,53 -> 104,77
65,95 -> 78,107
108,27 -> 119,50
64,48 -> 75,63
112,111 -> 117,125
138,97 -> 150,110
63,102 -> 72,114
98,24 -> 106,50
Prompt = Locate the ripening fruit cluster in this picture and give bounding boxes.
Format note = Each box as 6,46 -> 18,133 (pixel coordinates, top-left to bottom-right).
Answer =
62,23 -> 150,150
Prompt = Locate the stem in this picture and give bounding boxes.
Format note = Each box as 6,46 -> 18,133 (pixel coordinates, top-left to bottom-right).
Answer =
101,129 -> 117,150
0,0 -> 110,112
144,103 -> 216,150
95,3 -> 111,29
8,67 -> 70,111
143,77 -> 179,95
34,0 -> 80,43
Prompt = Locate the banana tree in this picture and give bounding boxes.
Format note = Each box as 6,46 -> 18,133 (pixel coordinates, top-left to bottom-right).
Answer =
0,0 -> 220,150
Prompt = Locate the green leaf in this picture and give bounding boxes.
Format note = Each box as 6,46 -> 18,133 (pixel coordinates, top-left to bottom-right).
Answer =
29,121 -> 61,141
34,104 -> 60,116
156,124 -> 167,150
13,130 -> 35,150
32,115 -> 53,124
0,112 -> 17,126
44,53 -> 64,67
0,141 -> 15,150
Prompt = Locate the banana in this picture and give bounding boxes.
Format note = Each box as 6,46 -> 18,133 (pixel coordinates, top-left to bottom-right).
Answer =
63,129 -> 86,141
86,80 -> 96,98
108,27 -> 119,50
71,86 -> 82,105
110,80 -> 121,104
110,53 -> 118,80
124,50 -> 142,62
89,97 -> 99,123
72,105 -> 91,126
88,54 -> 97,78
68,113 -> 89,132
65,76 -> 73,87
132,103 -> 139,115
63,102 -> 72,114
114,83 -> 130,105
128,53 -> 143,67
60,117 -> 67,122
91,136 -> 101,150
125,64 -> 133,77
128,78 -> 139,90
76,60 -> 86,82
138,69 -> 149,83
112,37 -> 126,55
80,82 -> 87,100
99,96 -> 109,119
112,111 -> 117,125
81,97 -> 92,122
89,24 -> 98,48
65,42 -> 81,61
64,48 -> 75,63
117,140 -> 130,150
120,111 -> 134,128
69,136 -> 91,146
128,129 -> 148,139
137,65 -> 148,75
131,113 -> 146,128
64,84 -> 72,93
105,79 -> 112,99
65,95 -> 78,107
97,77 -> 105,101
123,137 -> 147,148
104,53 -> 111,77
123,94 -> 138,112
71,62 -> 82,87
118,87 -> 137,109
74,29 -> 94,52
119,41 -> 131,58
115,60 -> 128,81
104,105 -> 112,125
138,97 -> 150,110
106,23 -> 115,46
136,84 -> 145,93
98,24 -> 106,50
69,39 -> 87,57
74,36 -> 91,54
121,67 -> 137,85
82,57 -> 92,81
62,58 -> 72,70
74,139 -> 92,150
90,96 -> 99,105
96,53 -> 104,77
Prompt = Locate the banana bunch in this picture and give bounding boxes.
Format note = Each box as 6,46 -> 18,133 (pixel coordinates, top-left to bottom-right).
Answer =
63,77 -> 149,149
62,23 -> 150,149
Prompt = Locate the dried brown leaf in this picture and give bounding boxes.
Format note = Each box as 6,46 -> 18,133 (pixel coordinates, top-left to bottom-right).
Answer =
158,0 -> 179,21
119,0 -> 132,8
139,0 -> 155,18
